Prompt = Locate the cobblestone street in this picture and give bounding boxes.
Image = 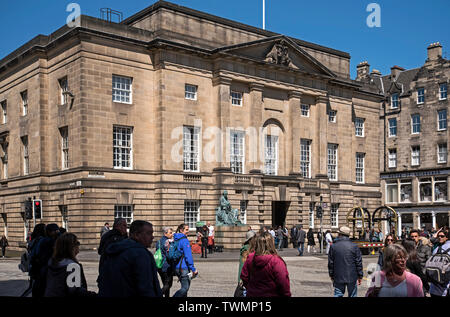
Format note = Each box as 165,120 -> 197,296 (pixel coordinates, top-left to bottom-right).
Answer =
0,249 -> 378,297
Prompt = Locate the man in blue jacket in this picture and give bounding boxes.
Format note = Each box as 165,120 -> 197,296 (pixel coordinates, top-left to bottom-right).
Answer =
98,220 -> 162,297
328,226 -> 363,297
173,223 -> 198,297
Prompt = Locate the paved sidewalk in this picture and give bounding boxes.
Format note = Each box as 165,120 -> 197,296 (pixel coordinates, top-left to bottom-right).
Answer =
75,247 -> 330,263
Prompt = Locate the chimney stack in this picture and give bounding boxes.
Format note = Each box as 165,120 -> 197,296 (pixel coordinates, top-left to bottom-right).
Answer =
390,65 -> 405,80
427,42 -> 442,62
371,69 -> 382,77
356,61 -> 370,81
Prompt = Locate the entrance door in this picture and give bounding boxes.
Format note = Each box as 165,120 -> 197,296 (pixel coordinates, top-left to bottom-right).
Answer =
272,201 -> 289,228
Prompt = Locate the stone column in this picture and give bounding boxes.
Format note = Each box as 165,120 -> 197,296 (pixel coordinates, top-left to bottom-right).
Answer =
212,76 -> 232,168
288,91 -> 302,175
432,211 -> 437,229
249,83 -> 264,172
314,95 -> 329,176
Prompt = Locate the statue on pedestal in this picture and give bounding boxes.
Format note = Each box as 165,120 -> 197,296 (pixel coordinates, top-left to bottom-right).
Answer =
216,190 -> 242,226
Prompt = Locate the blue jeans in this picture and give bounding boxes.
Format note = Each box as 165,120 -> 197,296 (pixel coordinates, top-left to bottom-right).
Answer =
173,269 -> 191,297
333,282 -> 358,297
297,242 -> 304,255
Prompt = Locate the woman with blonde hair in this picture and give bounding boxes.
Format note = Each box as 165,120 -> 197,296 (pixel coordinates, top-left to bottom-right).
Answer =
240,232 -> 291,297
366,244 -> 423,297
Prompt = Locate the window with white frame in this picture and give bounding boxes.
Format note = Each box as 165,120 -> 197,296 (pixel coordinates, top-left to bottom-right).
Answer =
411,146 -> 420,166
417,88 -> 425,104
388,149 -> 397,168
300,139 -> 311,178
309,202 -> 315,228
388,118 -> 397,137
438,143 -> 447,163
438,109 -> 447,131
400,180 -> 412,203
434,177 -> 447,202
411,114 -> 420,134
240,200 -> 248,224
230,130 -> 245,174
113,126 -> 133,169
21,91 -> 28,116
22,136 -> 29,175
327,143 -> 338,181
386,181 -> 398,203
231,91 -> 243,106
301,104 -> 310,117
59,77 -> 69,105
184,200 -> 200,230
440,83 -> 448,100
112,75 -> 132,104
264,135 -> 278,175
114,205 -> 133,228
60,127 -> 69,170
356,153 -> 365,184
185,84 -> 197,100
183,126 -> 200,172
391,93 -> 399,109
1,144 -> 7,179
419,178 -> 432,202
331,203 -> 339,228
328,110 -> 337,123
355,118 -> 364,137
1,101 -> 6,124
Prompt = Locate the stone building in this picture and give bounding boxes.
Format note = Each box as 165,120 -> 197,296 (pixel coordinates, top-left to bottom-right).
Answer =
0,1 -> 382,250
369,43 -> 450,233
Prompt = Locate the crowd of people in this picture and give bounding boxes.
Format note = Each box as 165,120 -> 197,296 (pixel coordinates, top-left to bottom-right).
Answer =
14,218 -> 450,298
21,219 -> 202,298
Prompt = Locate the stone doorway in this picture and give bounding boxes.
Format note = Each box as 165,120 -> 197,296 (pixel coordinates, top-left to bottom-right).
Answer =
272,201 -> 290,228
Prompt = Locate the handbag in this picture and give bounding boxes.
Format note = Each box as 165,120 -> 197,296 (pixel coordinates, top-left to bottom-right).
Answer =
154,242 -> 164,269
234,280 -> 246,297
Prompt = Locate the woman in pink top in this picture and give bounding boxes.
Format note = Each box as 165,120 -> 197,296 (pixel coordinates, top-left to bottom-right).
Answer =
240,232 -> 291,297
366,244 -> 423,297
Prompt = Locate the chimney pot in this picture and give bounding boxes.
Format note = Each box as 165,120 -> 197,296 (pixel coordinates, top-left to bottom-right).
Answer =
427,42 -> 443,61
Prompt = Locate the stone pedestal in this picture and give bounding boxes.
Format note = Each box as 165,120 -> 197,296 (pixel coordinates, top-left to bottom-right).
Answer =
215,226 -> 248,250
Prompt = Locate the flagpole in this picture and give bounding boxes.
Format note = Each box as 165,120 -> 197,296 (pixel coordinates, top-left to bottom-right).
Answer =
263,0 -> 265,30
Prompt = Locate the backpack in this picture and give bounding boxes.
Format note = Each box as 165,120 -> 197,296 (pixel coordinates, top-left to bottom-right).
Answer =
18,251 -> 31,273
166,237 -> 187,264
425,247 -> 450,286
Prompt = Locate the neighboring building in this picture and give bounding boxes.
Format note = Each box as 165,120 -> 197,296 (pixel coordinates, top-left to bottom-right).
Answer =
370,43 -> 450,233
0,1 -> 382,250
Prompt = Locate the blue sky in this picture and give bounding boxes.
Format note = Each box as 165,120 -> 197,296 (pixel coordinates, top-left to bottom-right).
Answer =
1,0 -> 449,79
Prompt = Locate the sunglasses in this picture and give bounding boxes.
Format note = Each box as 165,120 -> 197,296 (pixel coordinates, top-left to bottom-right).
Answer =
438,235 -> 446,238
386,239 -> 394,241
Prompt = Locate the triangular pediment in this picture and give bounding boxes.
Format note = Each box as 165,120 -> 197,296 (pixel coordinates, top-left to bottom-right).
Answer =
387,81 -> 403,94
215,36 -> 336,77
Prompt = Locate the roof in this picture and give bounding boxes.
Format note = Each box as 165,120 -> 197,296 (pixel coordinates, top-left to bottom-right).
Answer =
372,68 -> 420,96
122,0 -> 350,59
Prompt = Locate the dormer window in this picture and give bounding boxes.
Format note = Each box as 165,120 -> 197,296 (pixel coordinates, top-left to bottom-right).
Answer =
391,93 -> 399,109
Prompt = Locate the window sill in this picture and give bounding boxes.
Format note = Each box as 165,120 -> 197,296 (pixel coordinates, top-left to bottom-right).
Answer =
113,101 -> 133,106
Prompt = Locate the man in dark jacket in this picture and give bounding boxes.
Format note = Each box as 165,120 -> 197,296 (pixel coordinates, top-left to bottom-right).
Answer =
31,223 -> 60,297
97,220 -> 162,297
97,218 -> 127,272
156,226 -> 174,297
296,225 -> 306,256
290,226 -> 298,249
409,229 -> 431,272
328,226 -> 363,297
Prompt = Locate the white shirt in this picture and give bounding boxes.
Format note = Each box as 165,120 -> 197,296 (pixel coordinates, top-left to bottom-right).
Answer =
269,230 -> 276,238
326,233 -> 333,243
378,279 -> 408,297
208,225 -> 214,237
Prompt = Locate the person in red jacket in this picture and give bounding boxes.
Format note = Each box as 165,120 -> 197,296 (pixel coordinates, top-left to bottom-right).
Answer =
240,231 -> 291,297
